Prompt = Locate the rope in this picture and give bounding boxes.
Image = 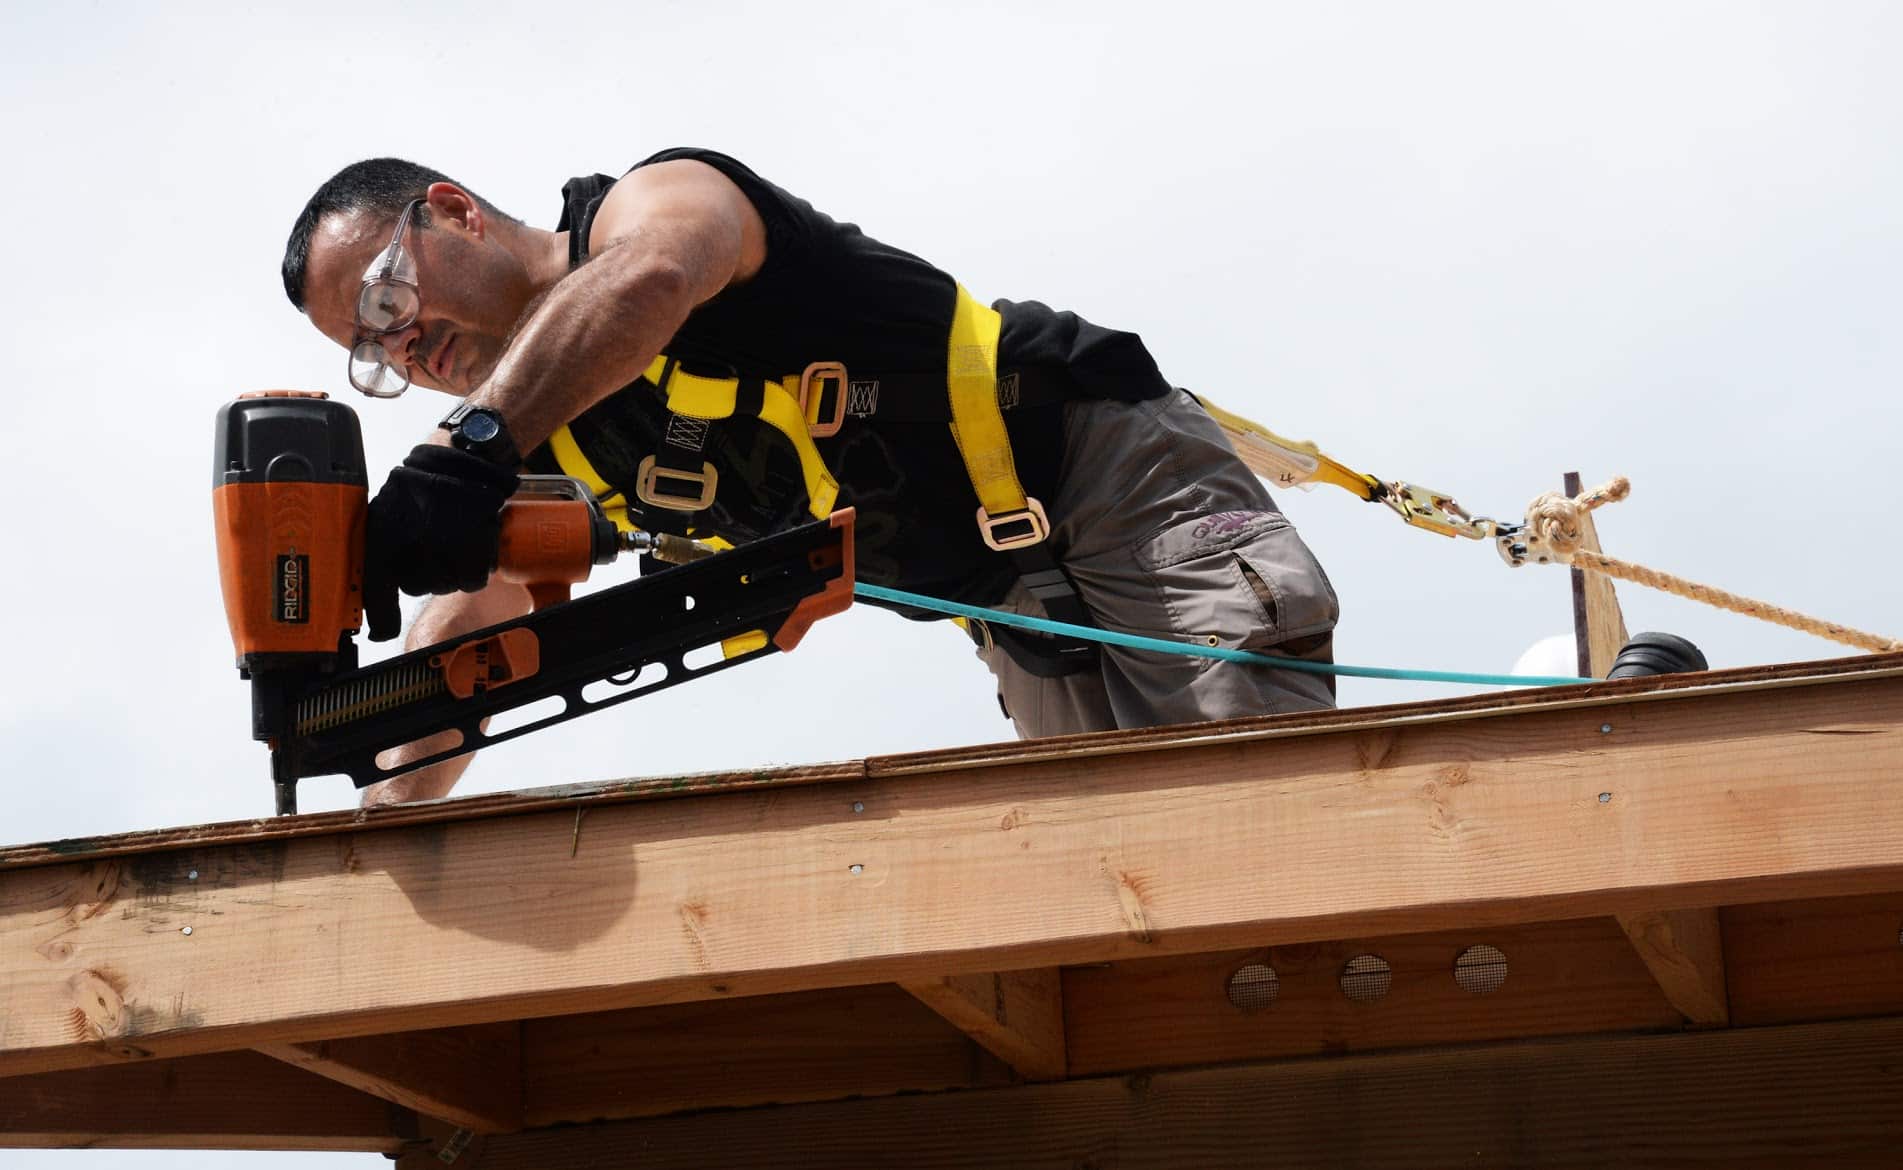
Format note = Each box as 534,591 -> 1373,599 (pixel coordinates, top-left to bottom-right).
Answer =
854,582 -> 1587,687
1523,477 -> 1901,654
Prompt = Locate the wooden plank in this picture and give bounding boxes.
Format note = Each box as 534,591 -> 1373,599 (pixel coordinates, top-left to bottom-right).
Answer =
1566,469 -> 1631,679
255,1020 -> 521,1133
521,983 -> 1009,1125
1725,892 -> 1903,1025
1063,916 -> 1681,1075
1616,907 -> 1729,1025
401,1016 -> 1903,1169
899,968 -> 1066,1080
6,672 -> 1903,1078
864,651 -> 1903,778
0,1048 -> 410,1152
0,761 -> 868,870
10,652 -> 1902,873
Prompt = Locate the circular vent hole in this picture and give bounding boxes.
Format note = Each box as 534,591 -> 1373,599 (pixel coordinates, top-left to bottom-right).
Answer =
1339,954 -> 1392,1002
1225,963 -> 1279,1012
1454,944 -> 1509,994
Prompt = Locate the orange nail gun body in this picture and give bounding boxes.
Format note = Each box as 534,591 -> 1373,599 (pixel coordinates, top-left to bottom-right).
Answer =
213,392 -> 855,814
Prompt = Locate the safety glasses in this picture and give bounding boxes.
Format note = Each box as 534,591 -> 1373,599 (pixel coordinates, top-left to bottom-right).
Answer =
347,199 -> 424,398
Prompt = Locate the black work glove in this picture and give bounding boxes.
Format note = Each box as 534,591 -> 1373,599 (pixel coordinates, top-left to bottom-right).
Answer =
362,444 -> 519,642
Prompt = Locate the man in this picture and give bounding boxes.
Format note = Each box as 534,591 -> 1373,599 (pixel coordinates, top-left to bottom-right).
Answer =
282,149 -> 1339,805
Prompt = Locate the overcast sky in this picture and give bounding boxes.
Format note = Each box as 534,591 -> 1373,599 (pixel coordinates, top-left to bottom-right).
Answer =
3,1 -> 1899,1164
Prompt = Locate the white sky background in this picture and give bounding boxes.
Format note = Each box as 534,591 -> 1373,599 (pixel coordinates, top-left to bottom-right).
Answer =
1,1 -> 1898,1164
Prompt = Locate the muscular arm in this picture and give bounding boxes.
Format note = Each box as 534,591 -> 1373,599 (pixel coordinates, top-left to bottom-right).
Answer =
359,580 -> 533,807
460,160 -> 769,450
364,166 -> 765,804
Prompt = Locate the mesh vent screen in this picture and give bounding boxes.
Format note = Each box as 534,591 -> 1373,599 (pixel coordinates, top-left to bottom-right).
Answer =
1339,954 -> 1392,1002
1226,963 -> 1279,1012
1454,944 -> 1509,994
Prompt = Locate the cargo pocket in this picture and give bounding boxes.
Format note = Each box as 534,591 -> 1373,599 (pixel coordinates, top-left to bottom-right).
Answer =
1133,510 -> 1338,652
1231,522 -> 1339,650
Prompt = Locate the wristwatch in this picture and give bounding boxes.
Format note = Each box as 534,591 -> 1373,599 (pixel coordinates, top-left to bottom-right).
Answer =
438,403 -> 521,468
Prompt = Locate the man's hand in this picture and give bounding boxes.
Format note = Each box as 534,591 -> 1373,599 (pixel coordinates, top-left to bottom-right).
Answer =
362,445 -> 520,641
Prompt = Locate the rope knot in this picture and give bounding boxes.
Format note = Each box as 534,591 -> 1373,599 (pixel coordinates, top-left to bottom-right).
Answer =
1517,474 -> 1899,654
1523,476 -> 1629,563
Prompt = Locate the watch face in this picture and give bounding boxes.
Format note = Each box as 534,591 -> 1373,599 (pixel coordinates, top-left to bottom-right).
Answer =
462,411 -> 502,443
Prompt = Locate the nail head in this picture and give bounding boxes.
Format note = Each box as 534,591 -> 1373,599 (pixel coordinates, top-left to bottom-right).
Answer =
180,926 -> 193,936
851,801 -> 864,814
187,870 -> 198,881
1600,724 -> 1612,734
1598,792 -> 1612,803
849,863 -> 864,875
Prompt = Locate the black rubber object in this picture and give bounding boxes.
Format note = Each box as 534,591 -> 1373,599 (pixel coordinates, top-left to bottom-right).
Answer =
1607,632 -> 1709,679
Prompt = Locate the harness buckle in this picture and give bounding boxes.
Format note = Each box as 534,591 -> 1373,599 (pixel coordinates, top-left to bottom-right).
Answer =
635,455 -> 719,512
798,361 -> 849,439
976,498 -> 1050,551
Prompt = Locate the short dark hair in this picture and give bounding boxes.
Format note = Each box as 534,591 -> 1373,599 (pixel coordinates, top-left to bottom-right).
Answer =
281,158 -> 518,310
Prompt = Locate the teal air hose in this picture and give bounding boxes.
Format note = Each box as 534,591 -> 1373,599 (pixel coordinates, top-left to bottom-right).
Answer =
853,582 -> 1586,688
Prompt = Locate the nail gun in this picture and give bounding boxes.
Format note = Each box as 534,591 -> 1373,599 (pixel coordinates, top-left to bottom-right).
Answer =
212,391 -> 855,815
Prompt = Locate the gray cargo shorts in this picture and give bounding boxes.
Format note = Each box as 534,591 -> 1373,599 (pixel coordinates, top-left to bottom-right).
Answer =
975,388 -> 1340,738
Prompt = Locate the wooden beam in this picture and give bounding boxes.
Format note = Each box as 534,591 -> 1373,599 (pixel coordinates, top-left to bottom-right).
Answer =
5,669 -> 1903,1077
1616,907 -> 1729,1026
1062,916 -> 1681,1075
899,967 -> 1066,1080
398,1016 -> 1903,1169
0,1049 -> 410,1152
1566,469 -> 1630,679
1725,892 -> 1903,1025
521,983 -> 1009,1125
255,1020 -> 521,1133
9,654 -> 1892,873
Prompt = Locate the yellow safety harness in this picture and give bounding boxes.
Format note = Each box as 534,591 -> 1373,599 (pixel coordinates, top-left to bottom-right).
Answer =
543,287 -> 1053,555
544,354 -> 845,540
540,289 -> 1504,676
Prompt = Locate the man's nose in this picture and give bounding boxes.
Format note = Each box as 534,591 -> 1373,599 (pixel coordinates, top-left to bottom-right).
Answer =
373,322 -> 424,369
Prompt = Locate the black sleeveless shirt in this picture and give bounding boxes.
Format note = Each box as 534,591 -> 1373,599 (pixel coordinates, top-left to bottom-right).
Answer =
526,147 -> 1171,606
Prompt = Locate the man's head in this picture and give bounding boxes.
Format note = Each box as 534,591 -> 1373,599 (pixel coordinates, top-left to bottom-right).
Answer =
283,159 -> 541,397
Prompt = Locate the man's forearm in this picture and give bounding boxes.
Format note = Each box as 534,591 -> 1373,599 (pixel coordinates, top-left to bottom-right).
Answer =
362,729 -> 476,807
359,583 -> 533,807
465,227 -> 706,451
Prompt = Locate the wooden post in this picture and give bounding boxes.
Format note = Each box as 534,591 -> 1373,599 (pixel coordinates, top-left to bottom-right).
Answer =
1565,470 -> 1629,678
1568,470 -> 1731,1027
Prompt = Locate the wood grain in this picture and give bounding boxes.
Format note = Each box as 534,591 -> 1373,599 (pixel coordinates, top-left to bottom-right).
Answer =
520,983 -> 1008,1125
1617,907 -> 1729,1025
1062,916 -> 1682,1074
5,673 -> 1903,1078
256,1020 -> 521,1133
1725,892 -> 1903,1025
1566,469 -> 1631,679
9,652 -> 1901,872
900,968 -> 1066,1080
0,1049 -> 409,1152
401,1016 -> 1903,1169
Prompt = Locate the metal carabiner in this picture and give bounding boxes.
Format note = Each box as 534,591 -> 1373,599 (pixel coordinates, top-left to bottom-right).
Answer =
1377,481 -> 1505,541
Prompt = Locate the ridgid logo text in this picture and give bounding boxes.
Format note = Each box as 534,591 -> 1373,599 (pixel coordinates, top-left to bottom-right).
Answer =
276,554 -> 310,623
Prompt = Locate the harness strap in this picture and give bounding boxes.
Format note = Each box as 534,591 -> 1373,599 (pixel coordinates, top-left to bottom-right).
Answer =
546,314 -> 1099,675
650,354 -> 839,522
939,285 -> 1100,675
968,549 -> 1102,677
946,286 -> 1053,552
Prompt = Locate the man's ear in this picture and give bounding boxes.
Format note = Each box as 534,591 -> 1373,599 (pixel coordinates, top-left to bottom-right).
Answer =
424,182 -> 484,237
